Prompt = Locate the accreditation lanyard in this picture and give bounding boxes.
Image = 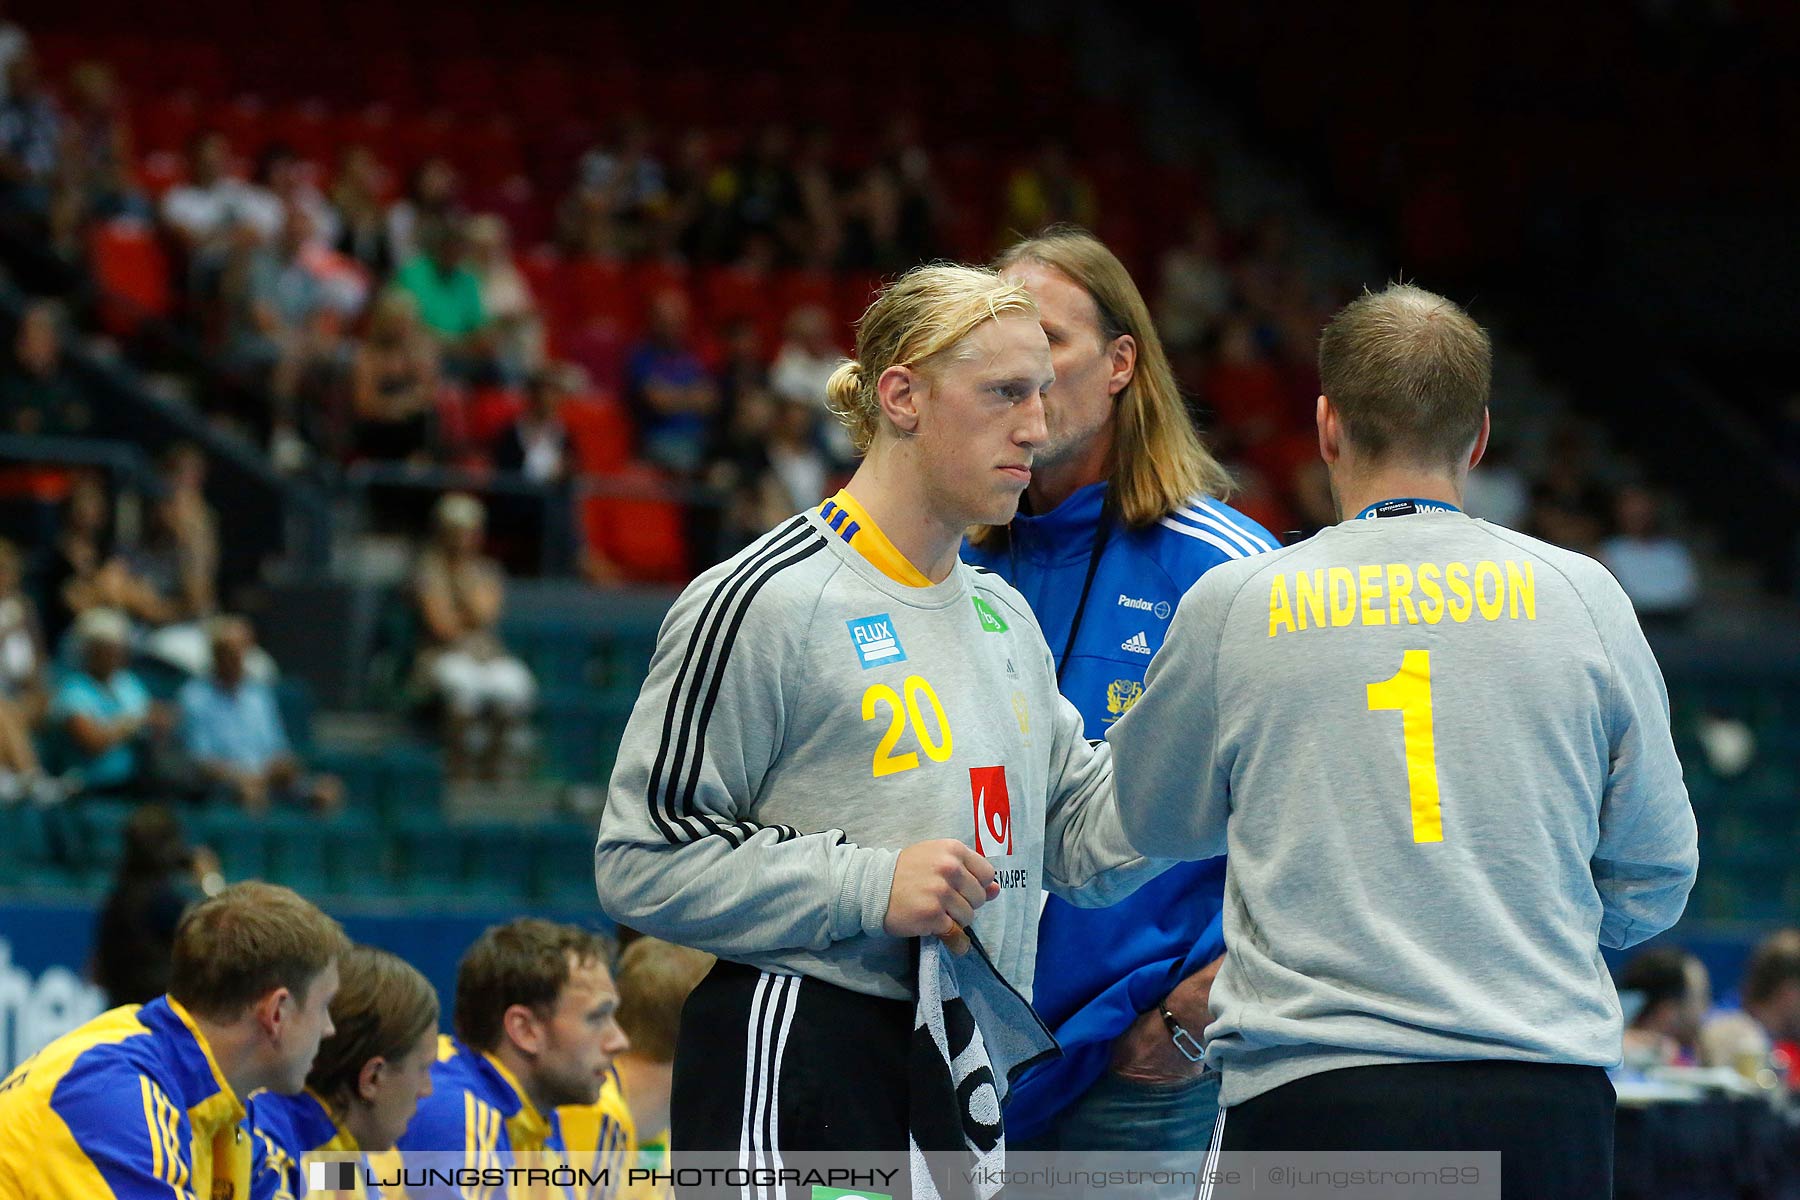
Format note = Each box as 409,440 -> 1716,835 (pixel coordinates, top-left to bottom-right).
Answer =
1355,498 -> 1463,520
1008,496 -> 1115,687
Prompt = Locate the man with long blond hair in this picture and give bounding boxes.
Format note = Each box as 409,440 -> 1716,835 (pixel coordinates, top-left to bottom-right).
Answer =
965,228 -> 1276,1156
596,264 -> 1178,1159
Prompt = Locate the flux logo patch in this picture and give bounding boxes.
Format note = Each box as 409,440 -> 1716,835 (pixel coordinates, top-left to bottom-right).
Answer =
846,613 -> 905,669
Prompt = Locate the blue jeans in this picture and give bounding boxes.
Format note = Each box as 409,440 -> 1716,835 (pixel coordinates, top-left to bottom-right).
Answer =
1010,1069 -> 1221,1199
1044,1067 -> 1220,1151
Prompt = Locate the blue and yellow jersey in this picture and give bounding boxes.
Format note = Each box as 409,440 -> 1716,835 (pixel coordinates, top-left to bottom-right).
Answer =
393,1036 -> 566,1197
554,1067 -> 634,1200
248,1089 -> 375,1200
0,996 -> 252,1200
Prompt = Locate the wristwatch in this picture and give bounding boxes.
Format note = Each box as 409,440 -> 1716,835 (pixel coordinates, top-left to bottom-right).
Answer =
1159,1007 -> 1206,1063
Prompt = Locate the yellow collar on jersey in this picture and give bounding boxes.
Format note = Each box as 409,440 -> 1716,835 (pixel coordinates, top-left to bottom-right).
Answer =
480,1050 -> 553,1152
167,997 -> 247,1131
304,1088 -> 359,1152
817,489 -> 933,588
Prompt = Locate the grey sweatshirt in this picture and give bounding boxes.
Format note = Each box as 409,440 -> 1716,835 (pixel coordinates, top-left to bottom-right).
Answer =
594,509 -> 1166,1001
1108,510 -> 1699,1106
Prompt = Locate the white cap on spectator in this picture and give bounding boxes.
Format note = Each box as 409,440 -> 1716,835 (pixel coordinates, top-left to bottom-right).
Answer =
75,607 -> 130,647
435,492 -> 486,531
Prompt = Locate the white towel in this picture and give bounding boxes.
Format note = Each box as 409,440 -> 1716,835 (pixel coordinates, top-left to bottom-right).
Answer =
909,932 -> 1060,1200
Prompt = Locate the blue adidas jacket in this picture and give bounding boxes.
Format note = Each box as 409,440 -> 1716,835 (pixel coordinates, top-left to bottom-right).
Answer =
964,481 -> 1277,1140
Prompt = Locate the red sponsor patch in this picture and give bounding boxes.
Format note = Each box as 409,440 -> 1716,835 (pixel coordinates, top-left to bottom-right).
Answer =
970,766 -> 1013,856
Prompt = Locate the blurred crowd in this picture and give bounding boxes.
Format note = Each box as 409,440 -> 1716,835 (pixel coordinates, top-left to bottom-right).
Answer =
0,443 -> 547,802
1618,929 -> 1800,1095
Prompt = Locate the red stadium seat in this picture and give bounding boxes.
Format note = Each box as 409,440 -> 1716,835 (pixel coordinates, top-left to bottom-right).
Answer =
467,386 -> 525,450
135,152 -> 186,200
134,92 -> 201,156
562,320 -> 630,397
88,220 -> 174,337
270,102 -> 336,167
582,467 -> 689,582
561,396 -> 635,475
700,264 -> 777,344
630,259 -> 692,303
217,96 -> 273,159
565,256 -> 639,335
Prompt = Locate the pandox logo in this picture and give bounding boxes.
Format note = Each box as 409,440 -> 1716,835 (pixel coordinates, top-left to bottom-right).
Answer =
969,766 -> 1013,856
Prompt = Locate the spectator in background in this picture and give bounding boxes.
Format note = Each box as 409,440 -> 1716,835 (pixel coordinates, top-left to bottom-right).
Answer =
222,203 -> 346,427
133,442 -> 220,629
92,804 -> 218,1007
0,51 -> 60,221
1528,421 -> 1611,553
0,8 -> 26,105
557,181 -> 624,261
765,397 -> 828,510
837,161 -> 906,273
1601,485 -> 1700,632
493,366 -> 572,485
881,113 -> 941,265
1619,947 -> 1710,1067
160,130 -> 281,263
704,387 -> 789,560
661,128 -> 731,261
47,606 -> 168,795
466,213 -> 542,383
44,471 -> 180,649
727,125 -> 802,259
493,366 -> 578,573
0,537 -> 46,720
0,538 -> 54,804
1,300 -> 89,436
769,303 -> 849,465
331,144 -> 395,277
178,615 -> 341,814
791,125 -> 843,266
1156,211 -> 1232,351
412,493 -> 537,780
350,289 -> 440,464
394,219 -> 491,380
386,156 -> 460,267
1701,929 -> 1800,1084
61,61 -> 146,228
1004,140 -> 1098,238
1461,440 -> 1532,530
255,143 -> 339,249
575,116 -> 667,251
712,317 -> 766,431
624,289 -> 717,474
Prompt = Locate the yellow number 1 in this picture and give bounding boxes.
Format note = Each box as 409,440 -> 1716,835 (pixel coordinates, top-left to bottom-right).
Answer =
1365,649 -> 1443,843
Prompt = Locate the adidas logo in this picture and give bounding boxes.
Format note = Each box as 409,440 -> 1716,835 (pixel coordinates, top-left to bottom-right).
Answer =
1121,631 -> 1152,655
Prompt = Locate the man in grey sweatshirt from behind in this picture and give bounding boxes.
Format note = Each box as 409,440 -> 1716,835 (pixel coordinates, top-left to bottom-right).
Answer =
1109,284 -> 1698,1200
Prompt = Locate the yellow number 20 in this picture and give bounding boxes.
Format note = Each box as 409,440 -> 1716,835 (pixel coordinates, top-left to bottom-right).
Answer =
1365,649 -> 1443,843
862,675 -> 955,778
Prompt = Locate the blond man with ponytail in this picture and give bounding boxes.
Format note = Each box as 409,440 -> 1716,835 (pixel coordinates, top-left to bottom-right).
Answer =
965,228 -> 1278,1162
597,264 -> 1185,1163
